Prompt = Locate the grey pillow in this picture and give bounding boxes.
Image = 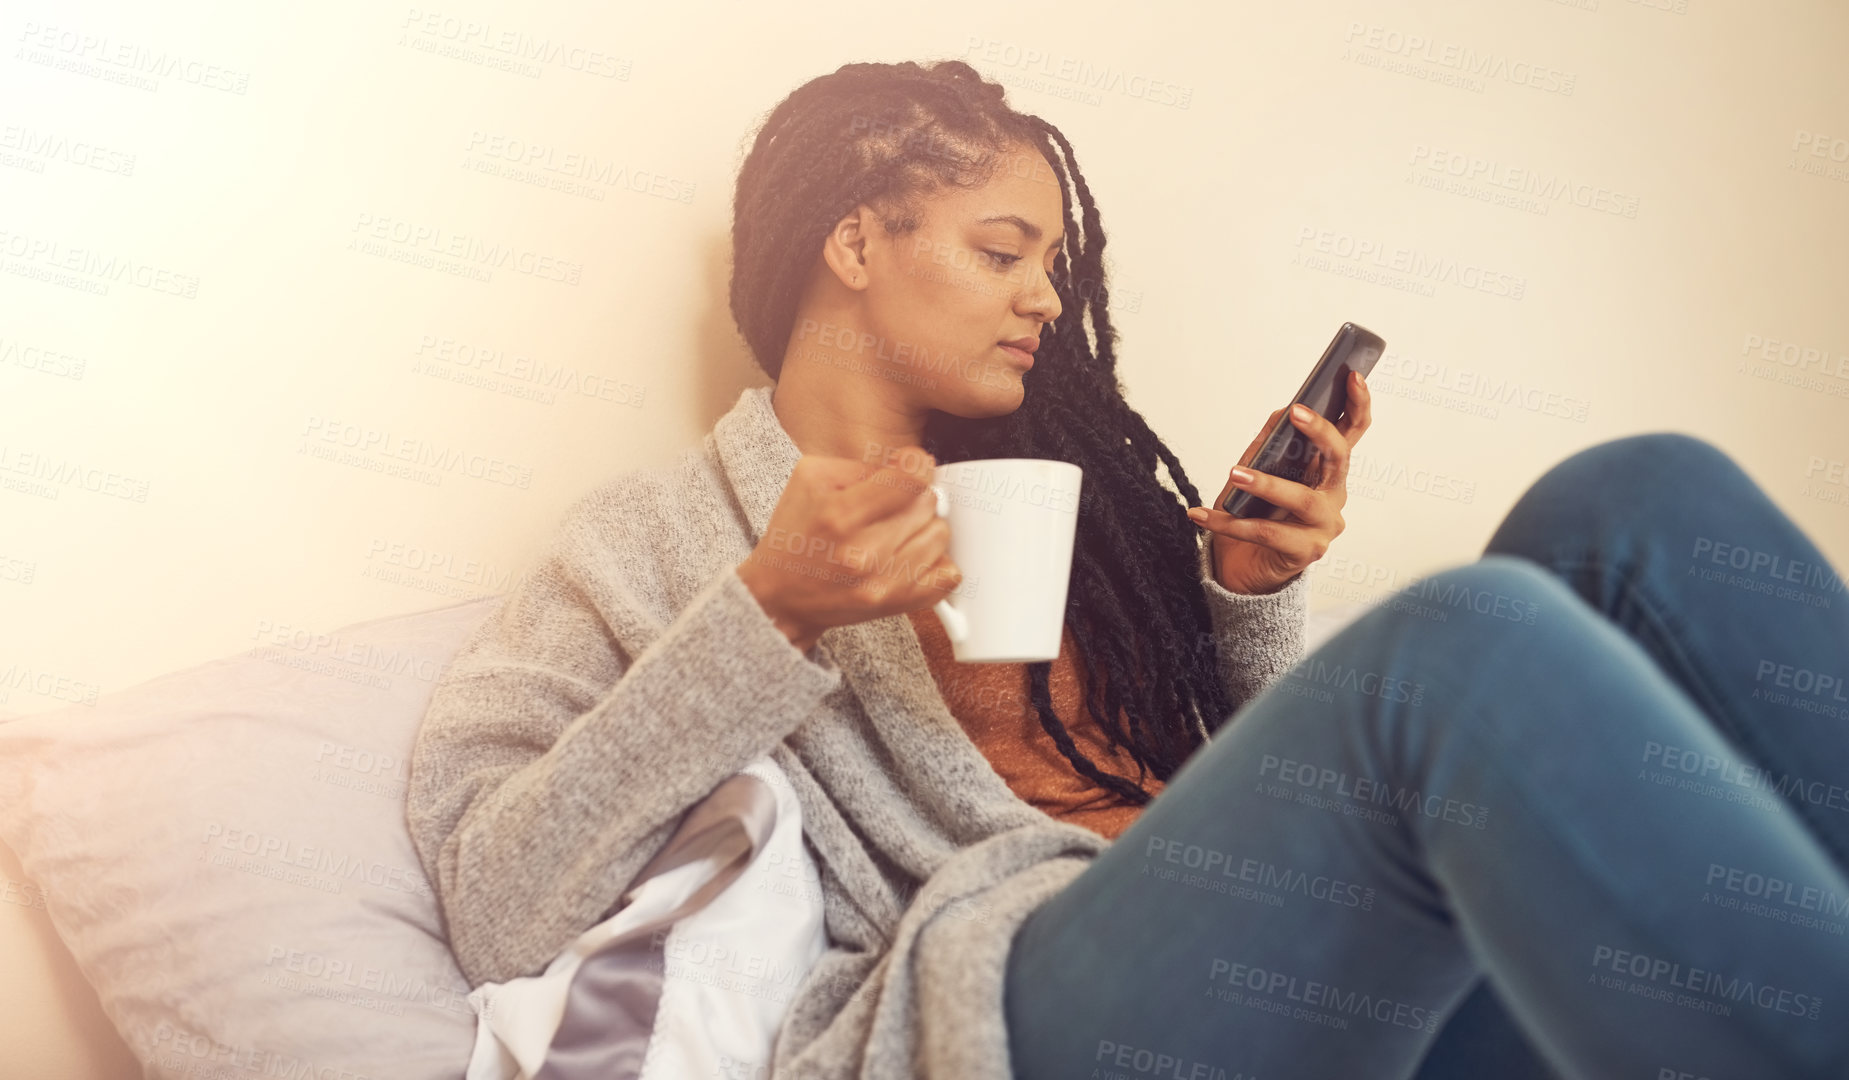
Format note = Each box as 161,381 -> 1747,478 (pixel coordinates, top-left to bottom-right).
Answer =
0,596 -> 499,1078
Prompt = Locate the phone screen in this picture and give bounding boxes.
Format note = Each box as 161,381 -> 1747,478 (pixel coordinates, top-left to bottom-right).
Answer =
1221,322 -> 1385,520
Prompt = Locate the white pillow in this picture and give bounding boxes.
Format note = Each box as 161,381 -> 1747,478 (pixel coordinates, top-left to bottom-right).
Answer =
0,596 -> 501,1078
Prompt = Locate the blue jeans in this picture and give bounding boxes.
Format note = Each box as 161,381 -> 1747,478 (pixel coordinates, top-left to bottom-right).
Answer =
1001,434 -> 1849,1080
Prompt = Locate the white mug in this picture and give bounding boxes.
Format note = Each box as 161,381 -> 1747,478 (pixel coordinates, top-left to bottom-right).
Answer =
927,458 -> 1083,663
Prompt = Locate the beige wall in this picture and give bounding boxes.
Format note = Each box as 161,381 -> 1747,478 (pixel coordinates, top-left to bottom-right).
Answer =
3,0 -> 1846,725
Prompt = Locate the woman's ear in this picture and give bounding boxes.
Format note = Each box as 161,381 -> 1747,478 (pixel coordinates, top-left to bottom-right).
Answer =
820,205 -> 873,291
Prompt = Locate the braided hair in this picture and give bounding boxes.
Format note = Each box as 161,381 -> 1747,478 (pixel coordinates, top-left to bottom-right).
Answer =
728,59 -> 1236,804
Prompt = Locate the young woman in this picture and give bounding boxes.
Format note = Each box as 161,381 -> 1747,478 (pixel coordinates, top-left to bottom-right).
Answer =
408,59 -> 1849,1079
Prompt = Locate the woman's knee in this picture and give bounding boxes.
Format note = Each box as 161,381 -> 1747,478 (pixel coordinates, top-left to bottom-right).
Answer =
1229,557 -> 1602,802
1571,431 -> 1735,485
1533,432 -> 1739,508
1486,432 -> 1746,559
1308,555 -> 1637,754
1299,555 -> 1585,686
1363,555 -> 1568,633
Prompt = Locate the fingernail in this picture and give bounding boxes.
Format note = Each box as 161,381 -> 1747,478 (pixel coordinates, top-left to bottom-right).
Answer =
1186,507 -> 1206,522
1291,405 -> 1312,423
1229,467 -> 1253,484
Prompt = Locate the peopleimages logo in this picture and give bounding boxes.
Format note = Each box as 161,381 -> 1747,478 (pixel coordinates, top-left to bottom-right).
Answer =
14,20 -> 252,94
1638,739 -> 1849,819
1706,863 -> 1849,920
1373,350 -> 1591,422
1341,22 -> 1576,96
397,9 -> 631,80
1208,957 -> 1443,1033
1258,754 -> 1491,829
347,212 -> 582,285
1408,144 -> 1638,217
200,823 -> 434,900
1145,835 -> 1377,910
1687,536 -> 1844,609
1294,226 -> 1526,300
0,123 -> 136,176
961,36 -> 1194,109
1590,945 -> 1823,1020
1094,1039 -> 1248,1080
0,226 -> 199,297
463,131 -> 695,204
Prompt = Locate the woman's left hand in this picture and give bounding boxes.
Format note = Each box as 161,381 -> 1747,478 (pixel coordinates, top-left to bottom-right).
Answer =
1186,370 -> 1373,595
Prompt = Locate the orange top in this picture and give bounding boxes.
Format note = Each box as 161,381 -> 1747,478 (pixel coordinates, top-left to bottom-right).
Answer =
904,608 -> 1164,840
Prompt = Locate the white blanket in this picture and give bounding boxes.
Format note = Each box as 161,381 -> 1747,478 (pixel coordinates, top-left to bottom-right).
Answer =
462,756 -> 828,1080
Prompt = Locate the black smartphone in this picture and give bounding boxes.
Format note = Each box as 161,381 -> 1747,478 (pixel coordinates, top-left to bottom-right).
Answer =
1221,322 -> 1385,521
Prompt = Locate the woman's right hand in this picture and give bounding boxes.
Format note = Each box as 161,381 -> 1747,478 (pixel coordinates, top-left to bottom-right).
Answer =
736,446 -> 962,653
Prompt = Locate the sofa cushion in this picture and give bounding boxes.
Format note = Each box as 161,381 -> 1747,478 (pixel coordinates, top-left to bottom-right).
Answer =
0,596 -> 499,1078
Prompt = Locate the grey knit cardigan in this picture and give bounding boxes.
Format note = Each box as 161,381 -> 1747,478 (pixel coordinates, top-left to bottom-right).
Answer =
406,383 -> 1310,1079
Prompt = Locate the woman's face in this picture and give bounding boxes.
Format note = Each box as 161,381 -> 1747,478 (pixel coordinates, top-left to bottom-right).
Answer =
803,143 -> 1067,422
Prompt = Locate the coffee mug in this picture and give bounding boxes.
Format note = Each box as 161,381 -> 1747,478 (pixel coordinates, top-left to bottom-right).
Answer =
927,458 -> 1083,663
